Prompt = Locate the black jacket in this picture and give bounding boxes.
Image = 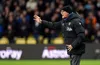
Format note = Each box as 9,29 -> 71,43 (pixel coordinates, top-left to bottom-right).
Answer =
42,13 -> 85,55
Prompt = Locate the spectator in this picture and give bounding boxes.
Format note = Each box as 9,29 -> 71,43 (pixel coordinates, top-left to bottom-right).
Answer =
79,13 -> 85,25
85,12 -> 97,42
77,2 -> 84,14
0,13 -> 4,38
26,0 -> 37,10
18,0 -> 26,10
95,23 -> 100,43
41,27 -> 51,44
96,0 -> 100,10
96,11 -> 100,23
37,0 -> 45,11
96,29 -> 100,43
43,7 -> 52,21
5,12 -> 15,44
0,4 -> 3,13
17,17 -> 30,41
84,1 -> 93,11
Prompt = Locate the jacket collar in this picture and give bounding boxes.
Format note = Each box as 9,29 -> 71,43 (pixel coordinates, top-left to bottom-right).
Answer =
63,12 -> 80,23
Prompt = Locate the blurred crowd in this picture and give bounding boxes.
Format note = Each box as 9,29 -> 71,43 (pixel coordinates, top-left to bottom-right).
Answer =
0,0 -> 100,44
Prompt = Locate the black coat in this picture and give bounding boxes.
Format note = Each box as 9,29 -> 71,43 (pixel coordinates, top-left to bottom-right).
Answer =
42,13 -> 85,55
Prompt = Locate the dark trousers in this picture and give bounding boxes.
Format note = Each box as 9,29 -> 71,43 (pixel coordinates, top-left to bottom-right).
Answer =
70,54 -> 82,65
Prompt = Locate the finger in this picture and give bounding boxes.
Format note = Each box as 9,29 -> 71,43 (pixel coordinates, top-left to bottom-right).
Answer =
68,48 -> 71,51
70,47 -> 72,51
66,45 -> 69,46
69,49 -> 71,51
68,47 -> 72,51
34,15 -> 36,18
34,15 -> 38,18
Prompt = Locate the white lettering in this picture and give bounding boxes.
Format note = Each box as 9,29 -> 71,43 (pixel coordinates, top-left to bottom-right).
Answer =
0,50 -> 6,59
15,51 -> 22,60
42,48 -> 69,59
0,47 -> 23,60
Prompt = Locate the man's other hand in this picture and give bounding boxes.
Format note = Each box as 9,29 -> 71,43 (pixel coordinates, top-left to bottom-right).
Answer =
66,45 -> 73,51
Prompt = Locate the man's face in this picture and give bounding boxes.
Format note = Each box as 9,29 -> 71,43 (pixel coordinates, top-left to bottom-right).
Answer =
61,10 -> 69,18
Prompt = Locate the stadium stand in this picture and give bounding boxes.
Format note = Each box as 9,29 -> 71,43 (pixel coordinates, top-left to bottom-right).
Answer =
0,0 -> 99,44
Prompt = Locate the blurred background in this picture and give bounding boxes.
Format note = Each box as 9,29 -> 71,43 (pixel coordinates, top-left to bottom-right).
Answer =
0,0 -> 100,65
0,0 -> 100,44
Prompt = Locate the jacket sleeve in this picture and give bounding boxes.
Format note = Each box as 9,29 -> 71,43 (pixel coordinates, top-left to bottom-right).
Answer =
71,20 -> 85,49
42,20 -> 61,29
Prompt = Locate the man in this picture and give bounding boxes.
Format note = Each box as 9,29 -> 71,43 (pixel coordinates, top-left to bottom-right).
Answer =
34,5 -> 85,65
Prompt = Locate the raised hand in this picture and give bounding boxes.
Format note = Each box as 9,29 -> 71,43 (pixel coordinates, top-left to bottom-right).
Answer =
34,15 -> 42,23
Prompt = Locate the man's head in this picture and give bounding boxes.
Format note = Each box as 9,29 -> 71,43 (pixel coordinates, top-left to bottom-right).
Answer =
61,5 -> 73,18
